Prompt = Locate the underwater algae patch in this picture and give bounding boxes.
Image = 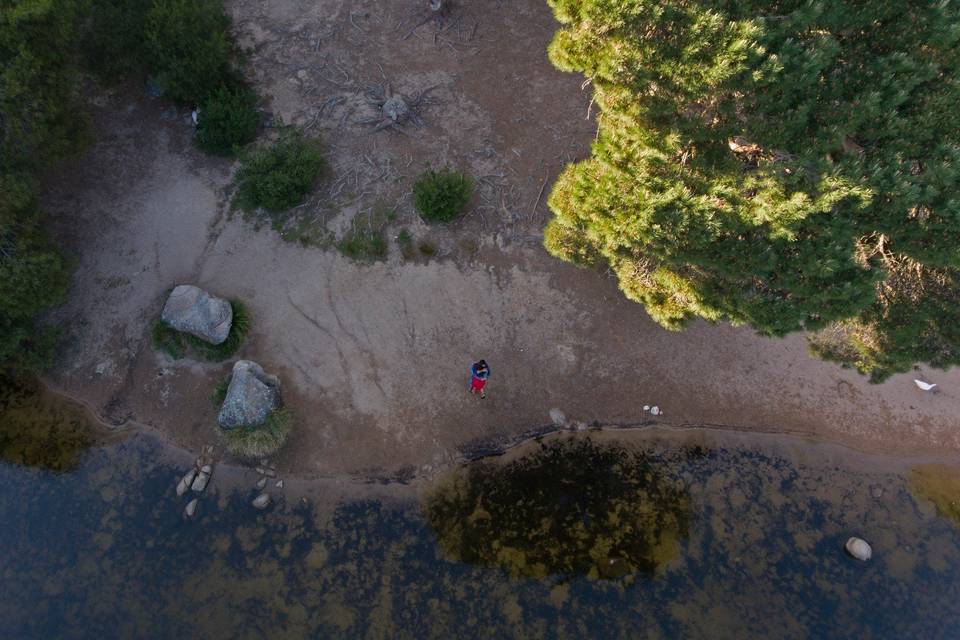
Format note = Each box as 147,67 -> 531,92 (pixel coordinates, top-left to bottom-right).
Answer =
425,436 -> 691,580
0,377 -> 98,471
909,464 -> 960,528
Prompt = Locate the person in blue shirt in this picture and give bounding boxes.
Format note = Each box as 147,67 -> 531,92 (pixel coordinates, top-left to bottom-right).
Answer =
469,360 -> 490,399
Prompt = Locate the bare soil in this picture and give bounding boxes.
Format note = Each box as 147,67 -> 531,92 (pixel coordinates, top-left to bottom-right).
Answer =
42,0 -> 960,478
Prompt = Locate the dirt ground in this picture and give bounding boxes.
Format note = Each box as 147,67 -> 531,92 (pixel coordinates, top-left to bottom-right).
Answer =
41,0 -> 960,478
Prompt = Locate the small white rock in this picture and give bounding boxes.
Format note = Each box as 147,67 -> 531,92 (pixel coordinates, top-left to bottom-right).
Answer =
184,498 -> 198,518
275,480 -> 284,489
252,493 -> 271,509
549,408 -> 567,426
256,477 -> 267,490
650,406 -> 661,416
643,405 -> 650,411
845,536 -> 872,561
177,469 -> 197,496
191,471 -> 210,493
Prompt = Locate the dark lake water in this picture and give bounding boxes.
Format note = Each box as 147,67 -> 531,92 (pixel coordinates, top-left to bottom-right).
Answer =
3,383 -> 960,639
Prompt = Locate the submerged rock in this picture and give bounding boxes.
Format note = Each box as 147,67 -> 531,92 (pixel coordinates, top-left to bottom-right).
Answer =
845,537 -> 873,561
191,471 -> 210,493
218,361 -> 281,429
256,477 -> 267,490
177,469 -> 197,496
252,493 -> 271,509
160,285 -> 232,345
184,498 -> 198,518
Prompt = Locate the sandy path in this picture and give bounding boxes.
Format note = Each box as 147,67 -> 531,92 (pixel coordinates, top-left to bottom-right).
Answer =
41,0 -> 960,477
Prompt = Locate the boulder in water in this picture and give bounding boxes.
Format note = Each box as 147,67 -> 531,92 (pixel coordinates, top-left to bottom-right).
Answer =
845,536 -> 872,561
218,361 -> 281,429
252,493 -> 271,509
184,498 -> 198,518
161,285 -> 232,345
177,469 -> 197,496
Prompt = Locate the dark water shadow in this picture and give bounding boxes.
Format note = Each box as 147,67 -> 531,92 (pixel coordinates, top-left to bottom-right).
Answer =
0,377 -> 102,471
425,436 -> 691,579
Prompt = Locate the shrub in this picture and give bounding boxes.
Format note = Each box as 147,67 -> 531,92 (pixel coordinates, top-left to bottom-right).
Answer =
233,132 -> 325,212
143,0 -> 234,103
397,229 -> 415,259
413,168 -> 472,222
220,408 -> 292,458
82,0 -> 154,81
338,227 -> 387,261
196,84 -> 260,155
152,299 -> 250,361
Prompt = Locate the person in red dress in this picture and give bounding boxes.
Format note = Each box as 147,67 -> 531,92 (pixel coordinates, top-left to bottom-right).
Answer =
469,360 -> 490,399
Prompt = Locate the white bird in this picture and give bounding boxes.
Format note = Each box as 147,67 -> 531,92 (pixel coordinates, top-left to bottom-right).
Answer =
914,379 -> 937,391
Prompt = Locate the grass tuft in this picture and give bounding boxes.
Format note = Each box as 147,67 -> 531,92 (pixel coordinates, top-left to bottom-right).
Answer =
220,407 -> 292,458
152,299 -> 250,362
338,226 -> 387,261
210,374 -> 231,406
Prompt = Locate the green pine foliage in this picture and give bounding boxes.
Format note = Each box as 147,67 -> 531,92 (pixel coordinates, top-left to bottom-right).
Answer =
545,0 -> 960,380
82,0 -> 154,81
413,168 -> 473,222
143,0 -> 234,104
196,84 -> 260,155
233,132 -> 325,212
0,1 -> 79,374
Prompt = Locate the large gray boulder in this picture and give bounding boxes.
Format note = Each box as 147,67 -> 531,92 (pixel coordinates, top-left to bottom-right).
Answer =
218,360 -> 281,429
161,285 -> 232,345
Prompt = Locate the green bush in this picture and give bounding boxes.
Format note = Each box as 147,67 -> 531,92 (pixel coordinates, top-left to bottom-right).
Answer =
338,227 -> 387,261
397,229 -> 415,259
233,132 -> 325,212
143,0 -> 234,104
196,84 -> 260,155
220,408 -> 292,458
152,299 -> 250,361
413,168 -> 473,222
82,0 -> 154,81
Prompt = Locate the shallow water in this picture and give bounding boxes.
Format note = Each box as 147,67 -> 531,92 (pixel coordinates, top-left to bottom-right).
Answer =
2,397 -> 960,639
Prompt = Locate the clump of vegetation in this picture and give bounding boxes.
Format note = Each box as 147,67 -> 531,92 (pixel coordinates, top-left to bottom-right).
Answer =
417,240 -> 438,257
233,132 -> 326,213
196,85 -> 260,155
425,436 -> 690,579
220,407 -> 292,458
82,0 -> 154,81
210,374 -> 232,406
909,464 -> 960,528
338,226 -> 387,261
152,299 -> 250,361
413,168 -> 472,222
0,2 -> 80,375
544,0 -> 960,381
143,0 -> 235,104
338,204 -> 397,261
397,229 -> 416,259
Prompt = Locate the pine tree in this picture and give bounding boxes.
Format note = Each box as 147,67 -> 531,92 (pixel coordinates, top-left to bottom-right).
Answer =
545,0 -> 960,380
0,0 -> 79,372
